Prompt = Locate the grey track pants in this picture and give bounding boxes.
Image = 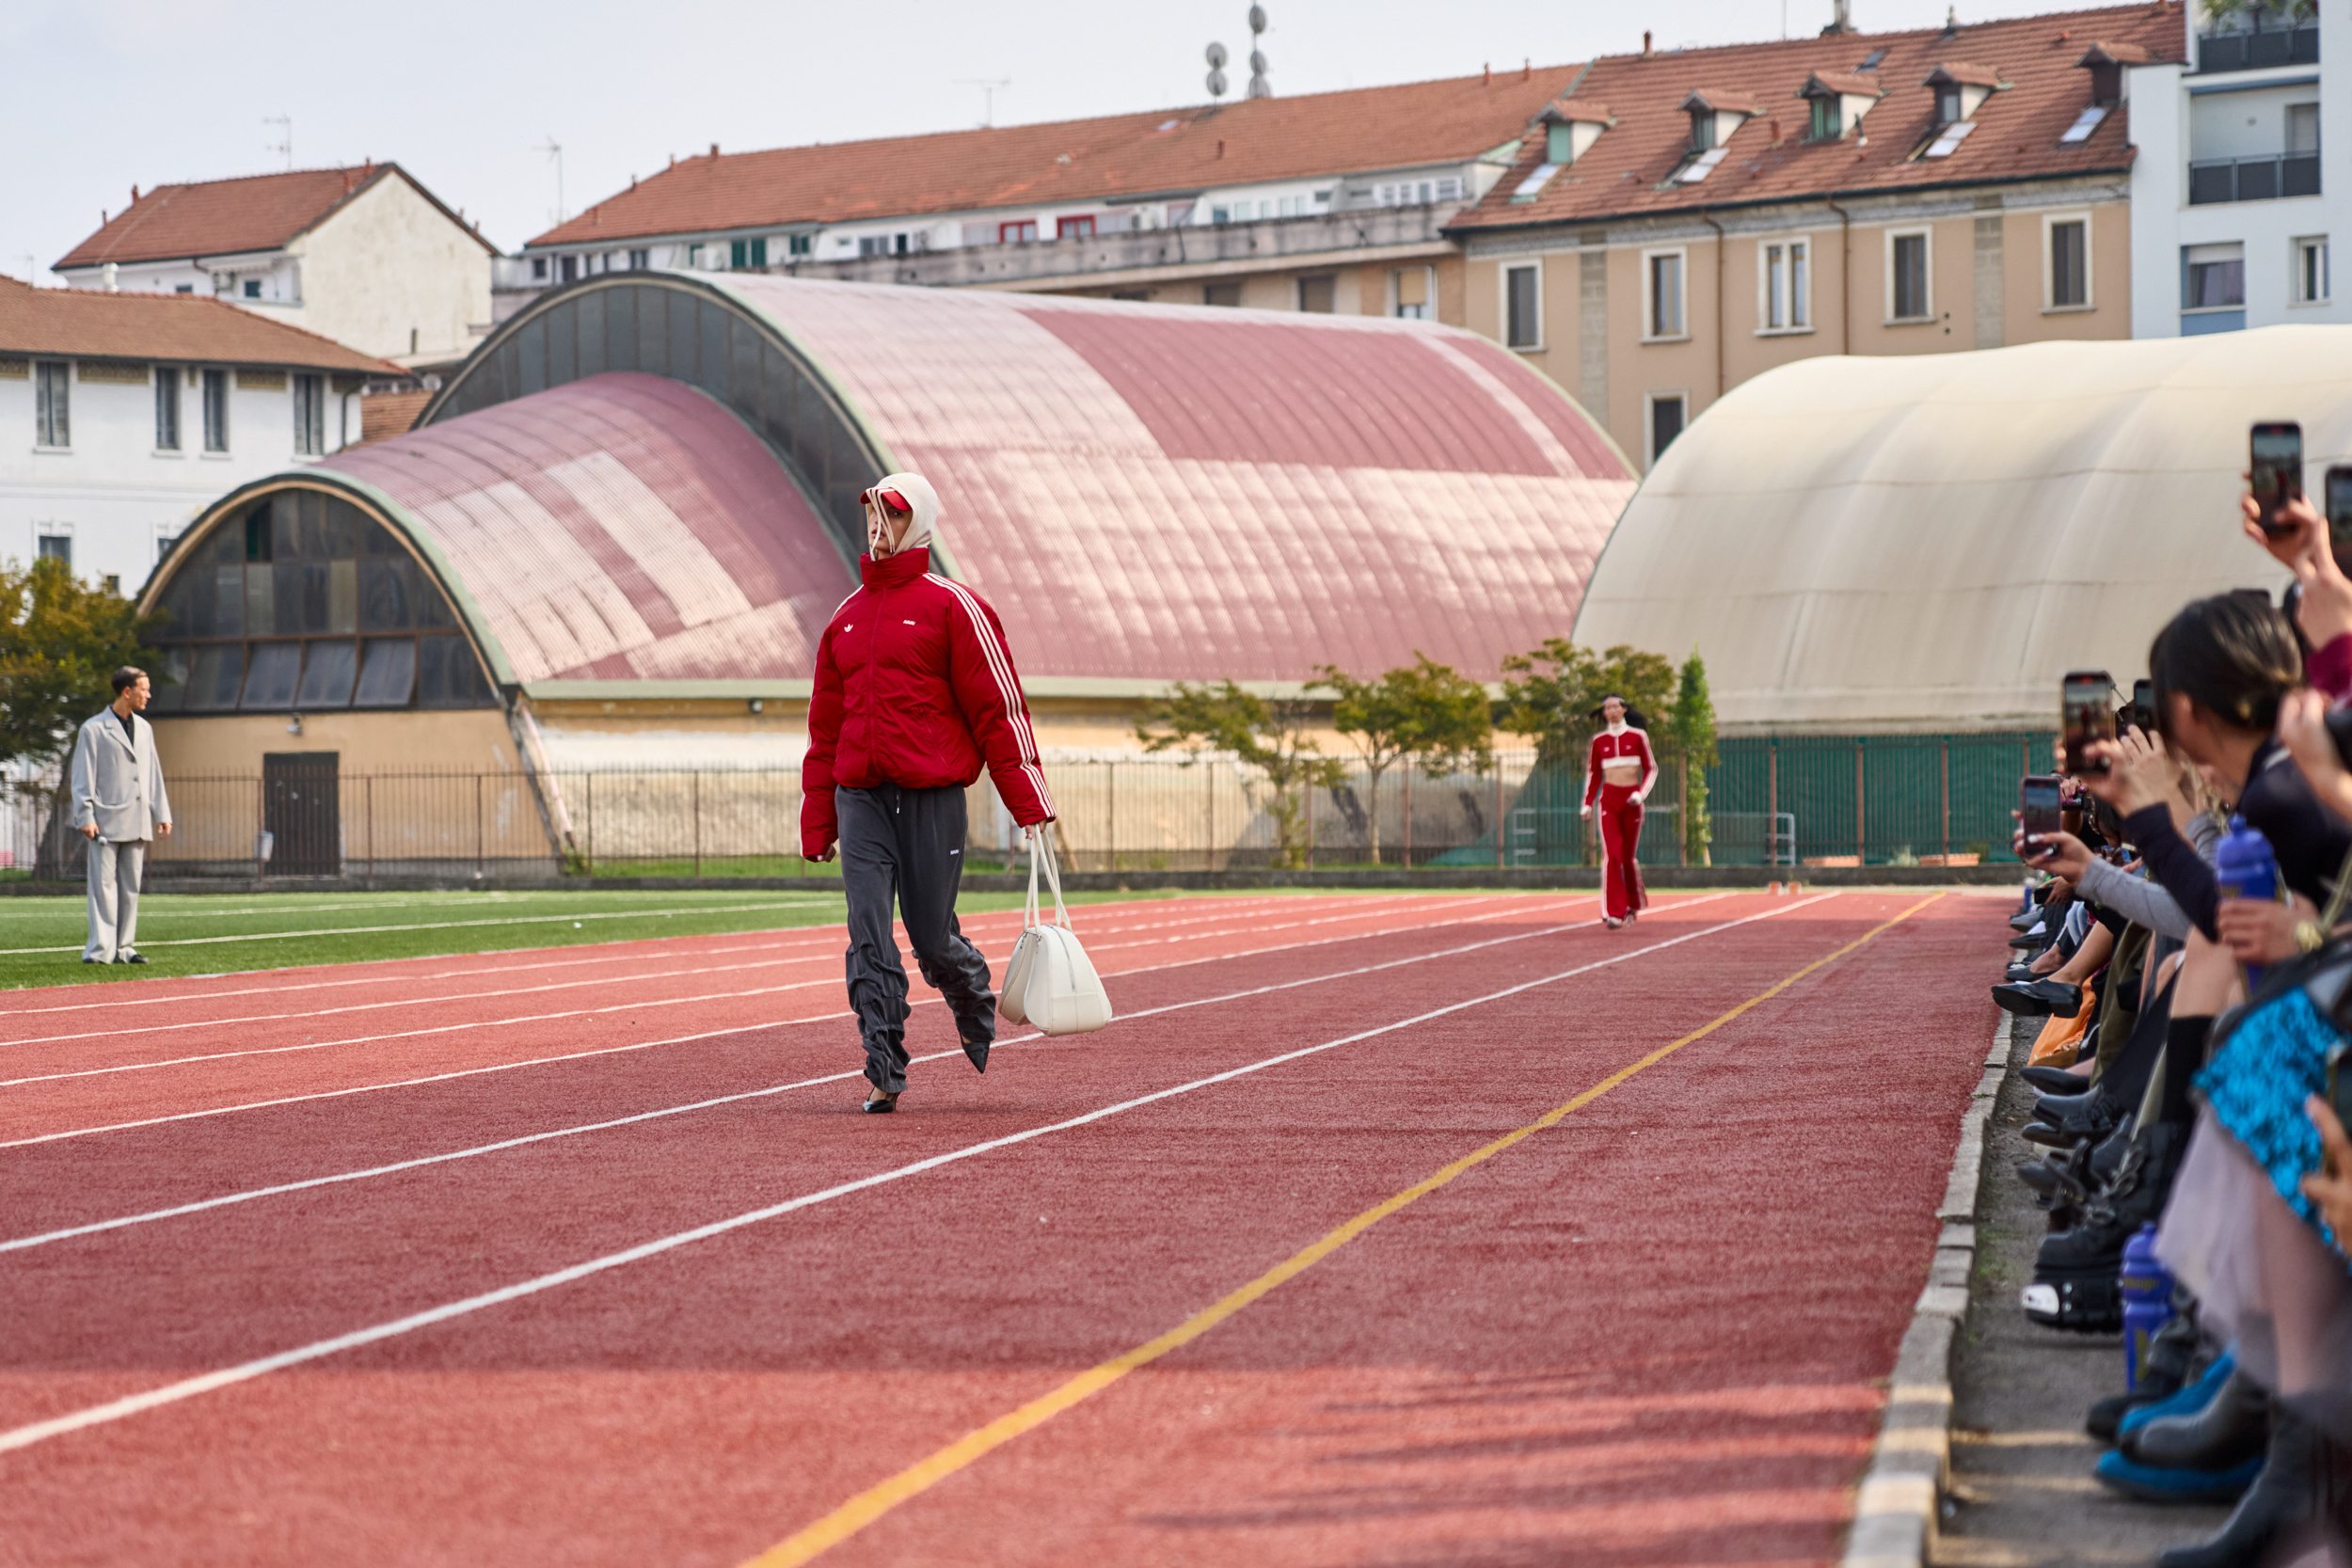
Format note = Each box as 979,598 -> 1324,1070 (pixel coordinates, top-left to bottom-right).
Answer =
838,783 -> 996,1093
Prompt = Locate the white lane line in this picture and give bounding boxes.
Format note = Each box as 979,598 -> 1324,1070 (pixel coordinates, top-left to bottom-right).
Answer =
0,895 -> 1457,1055
0,899 -> 840,957
0,902 -> 1629,1254
0,893 -> 1385,1019
0,893 -> 1836,1456
0,894 -> 1627,1149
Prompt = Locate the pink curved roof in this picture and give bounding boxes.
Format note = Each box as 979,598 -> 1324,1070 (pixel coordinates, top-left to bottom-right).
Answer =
323,372 -> 845,684
725,277 -> 1634,684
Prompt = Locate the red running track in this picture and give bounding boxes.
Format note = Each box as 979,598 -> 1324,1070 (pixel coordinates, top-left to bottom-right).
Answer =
0,889 -> 2004,1566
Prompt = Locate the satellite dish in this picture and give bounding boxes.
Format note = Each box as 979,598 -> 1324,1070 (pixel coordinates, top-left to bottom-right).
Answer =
1248,5 -> 1266,35
1248,72 -> 1271,99
1205,41 -> 1227,68
1207,67 -> 1229,97
1249,49 -> 1266,73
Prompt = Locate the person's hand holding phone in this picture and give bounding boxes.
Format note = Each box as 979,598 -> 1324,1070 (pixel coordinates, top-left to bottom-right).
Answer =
2078,726 -> 2173,817
2020,828 -> 2094,883
2244,490 -> 2352,648
2279,687 -> 2352,824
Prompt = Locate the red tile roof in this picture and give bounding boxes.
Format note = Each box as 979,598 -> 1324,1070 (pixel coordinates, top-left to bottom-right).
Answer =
525,67 -> 1583,248
54,164 -> 496,271
0,277 -> 399,372
1929,60 -> 2009,86
1683,88 -> 1763,113
357,388 -> 431,445
1450,1 -> 2182,233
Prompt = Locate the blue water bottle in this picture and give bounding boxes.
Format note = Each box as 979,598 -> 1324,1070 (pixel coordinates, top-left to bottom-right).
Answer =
2120,1224 -> 2175,1390
2215,816 -> 2280,989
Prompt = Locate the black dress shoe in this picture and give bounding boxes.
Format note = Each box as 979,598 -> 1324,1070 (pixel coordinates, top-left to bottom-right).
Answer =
115,953 -> 147,964
1994,979 -> 2083,1017
2022,1065 -> 2093,1095
863,1089 -> 899,1114
2009,927 -> 2054,949
2031,1087 -> 2122,1144
2125,1368 -> 2270,1471
81,957 -> 103,965
2158,1412 -> 2323,1568
961,1037 -> 990,1074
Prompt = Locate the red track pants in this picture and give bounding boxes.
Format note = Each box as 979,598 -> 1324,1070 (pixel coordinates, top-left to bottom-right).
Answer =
1594,783 -> 1647,921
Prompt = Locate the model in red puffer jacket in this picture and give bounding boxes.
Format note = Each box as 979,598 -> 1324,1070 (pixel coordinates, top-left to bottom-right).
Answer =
802,472 -> 1055,1114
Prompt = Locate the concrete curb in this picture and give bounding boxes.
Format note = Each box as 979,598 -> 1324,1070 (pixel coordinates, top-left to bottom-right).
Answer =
1839,1017 -> 2014,1568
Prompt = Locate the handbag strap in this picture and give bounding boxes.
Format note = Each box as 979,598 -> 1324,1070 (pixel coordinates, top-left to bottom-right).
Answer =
1025,827 -> 1042,931
1035,824 -> 1073,929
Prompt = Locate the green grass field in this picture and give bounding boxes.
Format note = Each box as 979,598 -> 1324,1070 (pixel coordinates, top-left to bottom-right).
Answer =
0,885 -> 1211,991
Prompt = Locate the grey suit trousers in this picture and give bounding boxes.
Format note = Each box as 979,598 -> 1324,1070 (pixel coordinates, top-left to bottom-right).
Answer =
85,839 -> 146,962
838,784 -> 995,1093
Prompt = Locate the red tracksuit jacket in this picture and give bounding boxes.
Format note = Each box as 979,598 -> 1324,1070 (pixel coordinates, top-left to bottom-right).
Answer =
1583,726 -> 1658,807
801,546 -> 1055,856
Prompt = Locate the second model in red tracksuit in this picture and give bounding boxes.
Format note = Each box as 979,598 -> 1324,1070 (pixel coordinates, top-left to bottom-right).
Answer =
1583,723 -> 1658,924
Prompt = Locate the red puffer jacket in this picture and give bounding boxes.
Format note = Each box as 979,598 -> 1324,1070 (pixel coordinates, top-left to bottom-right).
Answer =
801,546 -> 1055,855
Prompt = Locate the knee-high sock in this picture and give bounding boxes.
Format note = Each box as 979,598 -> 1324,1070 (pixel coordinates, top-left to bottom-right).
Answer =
2158,1015 -> 2214,1125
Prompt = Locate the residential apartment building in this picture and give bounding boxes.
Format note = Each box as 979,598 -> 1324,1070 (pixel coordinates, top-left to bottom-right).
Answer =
54,166 -> 498,367
0,277 -> 397,593
1446,3 -> 2182,467
498,69 -> 1583,325
2118,3 -> 2338,335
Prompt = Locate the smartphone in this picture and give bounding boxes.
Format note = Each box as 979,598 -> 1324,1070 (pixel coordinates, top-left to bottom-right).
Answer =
2252,420 -> 2304,534
2019,774 -> 2062,860
2328,464 -> 2352,572
2061,669 -> 2117,775
2129,677 -> 2157,736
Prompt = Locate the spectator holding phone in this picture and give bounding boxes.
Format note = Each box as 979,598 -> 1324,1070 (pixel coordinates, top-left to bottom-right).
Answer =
2245,489 -> 2352,694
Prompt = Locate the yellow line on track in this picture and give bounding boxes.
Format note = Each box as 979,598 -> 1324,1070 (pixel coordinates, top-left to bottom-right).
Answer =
743,891 -> 1947,1567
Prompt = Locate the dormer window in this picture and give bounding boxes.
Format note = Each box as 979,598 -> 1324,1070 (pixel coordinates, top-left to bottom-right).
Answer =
1798,71 -> 1883,142
1920,63 -> 2005,147
1811,97 -> 1842,140
1937,84 -> 1963,123
2073,41 -> 2150,109
1677,89 -> 1755,156
1539,103 -> 1613,166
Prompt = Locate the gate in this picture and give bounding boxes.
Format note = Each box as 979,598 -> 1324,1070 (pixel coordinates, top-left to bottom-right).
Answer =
262,752 -> 341,875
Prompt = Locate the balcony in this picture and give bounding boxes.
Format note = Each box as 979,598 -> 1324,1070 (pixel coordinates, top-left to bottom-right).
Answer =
2198,24 -> 2320,71
2189,151 -> 2322,203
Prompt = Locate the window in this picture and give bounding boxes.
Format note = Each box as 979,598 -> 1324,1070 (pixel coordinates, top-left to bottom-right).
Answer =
532,257 -> 548,281
858,236 -> 885,258
1504,263 -> 1541,348
2183,241 -> 2248,334
242,278 -> 262,299
1645,250 -> 1686,338
1297,275 -> 1336,313
2289,103 -> 2321,156
1936,86 -> 1963,124
157,532 -> 178,563
293,373 -> 325,456
37,534 -> 71,567
1057,215 -> 1096,239
1209,206 -> 1231,225
1392,266 -> 1431,320
1760,239 -> 1811,331
202,369 -> 230,452
560,255 -> 578,283
1203,281 -> 1243,308
1889,230 -> 1931,320
1647,394 -> 1686,467
155,366 -> 181,451
174,283 -> 192,294
2297,236 -> 2331,304
2048,218 -> 2090,309
787,233 -> 812,257
999,220 -> 1039,245
34,360 -> 68,448
729,237 -> 767,268
1810,96 -> 1841,141
627,248 -> 649,270
102,575 -> 119,596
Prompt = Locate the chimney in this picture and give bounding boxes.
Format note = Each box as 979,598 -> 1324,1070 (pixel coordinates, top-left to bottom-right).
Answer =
1483,62 -> 1491,85
1521,57 -> 1531,80
130,184 -> 138,203
1216,137 -> 1227,158
1642,29 -> 1652,55
710,142 -> 720,156
1941,4 -> 1959,39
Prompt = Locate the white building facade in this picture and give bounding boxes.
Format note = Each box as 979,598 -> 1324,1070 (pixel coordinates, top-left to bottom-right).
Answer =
0,281 -> 395,594
2126,5 -> 2341,337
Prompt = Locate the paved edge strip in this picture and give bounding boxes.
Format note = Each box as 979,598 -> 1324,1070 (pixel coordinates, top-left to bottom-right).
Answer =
742,893 -> 1944,1568
1838,1012 -> 2015,1568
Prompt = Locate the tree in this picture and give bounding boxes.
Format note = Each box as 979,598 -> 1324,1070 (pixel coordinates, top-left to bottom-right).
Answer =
1135,681 -> 1343,869
1312,653 -> 1494,864
1668,650 -> 1718,866
1497,639 -> 1677,765
0,557 -> 163,771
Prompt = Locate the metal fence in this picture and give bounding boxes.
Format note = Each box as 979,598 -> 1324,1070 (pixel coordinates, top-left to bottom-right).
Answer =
0,731 -> 2056,881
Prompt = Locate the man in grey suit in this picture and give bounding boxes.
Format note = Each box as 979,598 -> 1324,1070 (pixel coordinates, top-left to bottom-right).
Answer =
70,667 -> 172,965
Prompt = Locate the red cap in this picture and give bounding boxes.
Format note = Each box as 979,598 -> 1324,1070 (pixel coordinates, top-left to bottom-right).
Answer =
860,486 -> 912,514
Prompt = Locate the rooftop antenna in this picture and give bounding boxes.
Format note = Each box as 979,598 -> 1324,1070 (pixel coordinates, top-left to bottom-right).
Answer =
1205,40 -> 1228,99
536,135 -> 564,226
955,78 -> 1012,128
1247,6 -> 1272,99
1823,0 -> 1854,34
262,115 -> 292,169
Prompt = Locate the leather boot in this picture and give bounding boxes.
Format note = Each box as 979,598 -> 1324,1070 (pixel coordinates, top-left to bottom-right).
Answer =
2026,1122 -> 2186,1333
2158,1410 -> 2321,1568
2125,1369 -> 2271,1471
2089,1314 -> 2208,1442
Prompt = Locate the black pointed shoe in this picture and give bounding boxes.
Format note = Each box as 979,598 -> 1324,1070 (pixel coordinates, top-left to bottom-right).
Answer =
2124,1367 -> 2270,1472
2157,1412 -> 2323,1568
2021,1065 -> 2093,1095
1994,979 -> 2084,1017
863,1088 -> 899,1114
961,1037 -> 990,1074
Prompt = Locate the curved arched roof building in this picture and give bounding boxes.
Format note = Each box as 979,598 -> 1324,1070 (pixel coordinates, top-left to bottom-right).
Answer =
1571,325 -> 2352,734
143,275 -> 1632,748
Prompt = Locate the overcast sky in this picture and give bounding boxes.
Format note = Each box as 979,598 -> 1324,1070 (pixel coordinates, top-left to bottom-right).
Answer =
3,0 -> 2050,282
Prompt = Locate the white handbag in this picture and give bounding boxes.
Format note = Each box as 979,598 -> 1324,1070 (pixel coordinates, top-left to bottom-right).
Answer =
997,826 -> 1113,1036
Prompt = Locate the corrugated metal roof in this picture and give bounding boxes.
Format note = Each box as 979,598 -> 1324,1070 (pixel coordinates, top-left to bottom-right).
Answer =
319,372 -> 848,685
716,277 -> 1634,683
1566,326 -> 2352,734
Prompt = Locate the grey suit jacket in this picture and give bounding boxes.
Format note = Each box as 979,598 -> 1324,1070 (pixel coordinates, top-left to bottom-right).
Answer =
68,708 -> 171,842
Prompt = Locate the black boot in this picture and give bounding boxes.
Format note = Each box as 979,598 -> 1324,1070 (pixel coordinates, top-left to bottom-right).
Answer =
2087,1304 -> 2202,1442
2126,1368 -> 2271,1471
2158,1410 -> 2321,1568
2025,1122 -> 2185,1333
